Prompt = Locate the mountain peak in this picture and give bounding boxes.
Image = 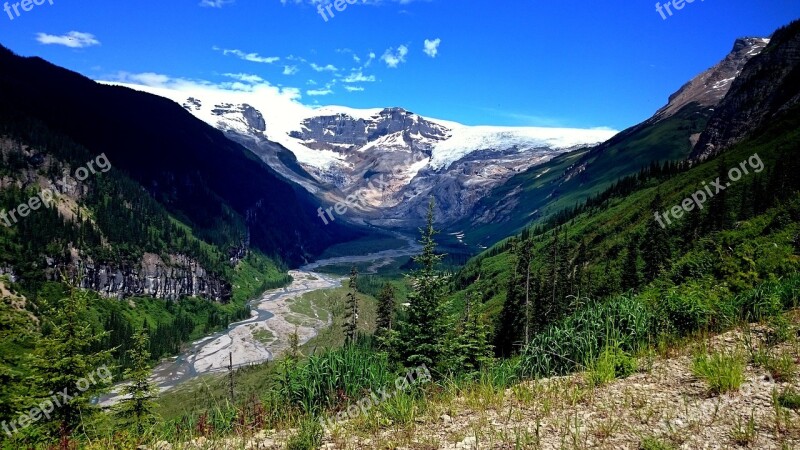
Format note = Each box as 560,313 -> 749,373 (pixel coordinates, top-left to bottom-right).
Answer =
654,36 -> 770,121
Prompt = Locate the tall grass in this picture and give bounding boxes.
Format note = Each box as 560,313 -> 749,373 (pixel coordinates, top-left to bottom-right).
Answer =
518,275 -> 800,380
276,343 -> 395,416
519,293 -> 652,377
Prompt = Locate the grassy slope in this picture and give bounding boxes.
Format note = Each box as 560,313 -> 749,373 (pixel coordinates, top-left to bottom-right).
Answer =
452,104 -> 800,330
450,104 -> 712,247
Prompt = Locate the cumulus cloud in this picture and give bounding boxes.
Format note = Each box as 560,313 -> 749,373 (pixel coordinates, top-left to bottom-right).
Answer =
381,45 -> 408,68
283,65 -> 299,75
423,38 -> 441,58
36,31 -> 100,48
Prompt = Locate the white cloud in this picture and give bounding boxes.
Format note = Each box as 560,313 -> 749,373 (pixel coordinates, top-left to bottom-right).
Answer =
223,73 -> 265,84
344,86 -> 365,92
381,45 -> 408,68
283,65 -> 299,75
106,71 -> 302,101
343,71 -> 375,83
36,31 -> 100,48
310,63 -> 338,72
200,0 -> 234,7
307,88 -> 334,96
423,38 -> 441,58
214,47 -> 280,64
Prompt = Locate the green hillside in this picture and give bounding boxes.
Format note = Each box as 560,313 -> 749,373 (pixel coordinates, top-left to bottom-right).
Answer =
452,104 -> 713,247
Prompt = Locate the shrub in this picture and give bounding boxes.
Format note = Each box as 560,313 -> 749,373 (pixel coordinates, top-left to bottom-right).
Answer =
660,282 -> 733,335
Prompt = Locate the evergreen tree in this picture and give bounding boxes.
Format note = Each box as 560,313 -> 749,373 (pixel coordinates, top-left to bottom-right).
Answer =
32,287 -> 113,442
0,295 -> 38,423
642,195 -> 671,282
115,328 -> 158,436
495,238 -> 531,356
375,283 -> 396,351
398,198 -> 448,369
287,326 -> 301,363
621,234 -> 641,291
343,267 -> 359,344
707,158 -> 731,231
445,292 -> 493,375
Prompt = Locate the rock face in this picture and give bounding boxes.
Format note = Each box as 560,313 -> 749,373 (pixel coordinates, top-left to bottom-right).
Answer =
290,107 -> 450,149
693,22 -> 800,159
47,253 -> 232,302
654,37 -> 770,122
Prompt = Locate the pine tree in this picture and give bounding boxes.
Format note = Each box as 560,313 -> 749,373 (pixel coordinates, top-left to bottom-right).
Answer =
707,158 -> 731,231
445,292 -> 492,375
115,328 -> 158,436
375,283 -> 396,351
287,326 -> 301,363
32,287 -> 113,442
0,295 -> 37,423
398,198 -> 448,369
343,267 -> 359,344
642,194 -> 671,282
621,235 -> 641,291
495,238 -> 531,356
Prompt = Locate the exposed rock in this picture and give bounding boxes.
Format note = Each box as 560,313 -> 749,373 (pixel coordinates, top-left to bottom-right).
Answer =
654,37 -> 770,122
693,22 -> 800,159
45,252 -> 232,302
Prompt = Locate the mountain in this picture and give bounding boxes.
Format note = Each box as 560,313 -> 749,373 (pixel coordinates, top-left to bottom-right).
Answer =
447,20 -> 800,363
445,35 -> 772,248
108,82 -> 616,228
653,37 -> 770,122
0,45 -> 363,272
692,22 -> 800,159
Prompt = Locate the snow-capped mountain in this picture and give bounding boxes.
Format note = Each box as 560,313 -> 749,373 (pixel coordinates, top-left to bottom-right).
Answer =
107,81 -> 616,227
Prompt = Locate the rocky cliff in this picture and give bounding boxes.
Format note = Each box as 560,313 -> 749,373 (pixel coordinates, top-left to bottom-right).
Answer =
47,253 -> 232,302
692,22 -> 800,159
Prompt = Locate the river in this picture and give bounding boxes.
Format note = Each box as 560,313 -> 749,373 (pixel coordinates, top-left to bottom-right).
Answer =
100,233 -> 420,405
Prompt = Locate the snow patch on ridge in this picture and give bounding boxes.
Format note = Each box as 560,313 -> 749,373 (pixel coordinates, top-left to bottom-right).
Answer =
426,123 -> 617,170
100,81 -> 617,172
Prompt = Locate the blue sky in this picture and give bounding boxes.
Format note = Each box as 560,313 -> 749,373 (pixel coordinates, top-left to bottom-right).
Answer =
0,0 -> 798,130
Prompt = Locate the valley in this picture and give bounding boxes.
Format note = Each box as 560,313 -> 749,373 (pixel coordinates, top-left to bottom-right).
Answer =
101,232 -> 420,405
0,6 -> 798,450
